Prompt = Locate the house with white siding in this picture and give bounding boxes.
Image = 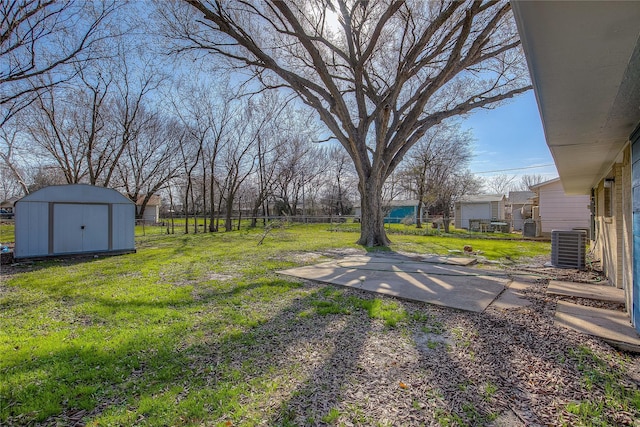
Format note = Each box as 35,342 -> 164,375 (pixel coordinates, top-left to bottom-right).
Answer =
136,194 -> 161,224
512,1 -> 640,332
530,178 -> 591,236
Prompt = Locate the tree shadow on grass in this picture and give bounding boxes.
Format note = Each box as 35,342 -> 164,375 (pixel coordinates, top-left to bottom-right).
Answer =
1,278 -> 374,426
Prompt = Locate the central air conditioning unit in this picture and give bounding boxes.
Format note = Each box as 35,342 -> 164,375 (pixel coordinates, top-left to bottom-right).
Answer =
551,230 -> 587,269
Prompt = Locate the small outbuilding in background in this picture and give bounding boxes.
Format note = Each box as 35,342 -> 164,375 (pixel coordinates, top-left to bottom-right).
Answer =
14,184 -> 135,259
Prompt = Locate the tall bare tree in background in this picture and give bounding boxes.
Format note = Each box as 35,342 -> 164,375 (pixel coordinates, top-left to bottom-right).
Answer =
161,0 -> 531,245
115,112 -> 181,219
324,145 -> 356,216
517,173 -> 545,191
483,173 -> 516,195
401,122 -> 474,228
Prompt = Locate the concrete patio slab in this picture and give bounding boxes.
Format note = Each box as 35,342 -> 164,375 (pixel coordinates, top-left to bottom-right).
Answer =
547,280 -> 624,304
490,281 -> 533,310
418,256 -> 478,266
278,255 -> 509,312
555,301 -> 640,352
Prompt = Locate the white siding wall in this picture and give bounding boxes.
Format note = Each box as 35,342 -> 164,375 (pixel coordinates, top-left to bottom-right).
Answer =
141,205 -> 159,223
539,180 -> 591,233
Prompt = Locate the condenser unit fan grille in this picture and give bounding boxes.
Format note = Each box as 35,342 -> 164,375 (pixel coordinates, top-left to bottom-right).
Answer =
551,230 -> 587,269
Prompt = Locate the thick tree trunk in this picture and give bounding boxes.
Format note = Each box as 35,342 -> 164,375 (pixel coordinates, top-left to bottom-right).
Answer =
357,177 -> 390,247
416,200 -> 423,228
224,194 -> 234,232
443,214 -> 451,233
209,174 -> 217,232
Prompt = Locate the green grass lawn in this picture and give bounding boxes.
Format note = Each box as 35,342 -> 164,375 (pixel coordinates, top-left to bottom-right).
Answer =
3,224 -> 632,426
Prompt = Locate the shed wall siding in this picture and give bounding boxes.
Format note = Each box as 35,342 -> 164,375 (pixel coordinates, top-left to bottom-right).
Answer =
113,204 -> 135,250
15,202 -> 49,258
459,204 -> 492,229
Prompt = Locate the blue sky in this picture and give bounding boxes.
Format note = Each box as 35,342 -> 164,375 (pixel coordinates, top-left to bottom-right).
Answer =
462,90 -> 558,182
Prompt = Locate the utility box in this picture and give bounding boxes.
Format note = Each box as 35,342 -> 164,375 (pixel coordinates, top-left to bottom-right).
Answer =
523,220 -> 537,237
551,230 -> 587,269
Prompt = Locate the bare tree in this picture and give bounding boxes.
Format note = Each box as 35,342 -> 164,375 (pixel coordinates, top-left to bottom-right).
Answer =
434,170 -> 481,232
168,76 -> 237,232
517,173 -> 545,191
246,95 -> 295,227
24,52 -> 161,188
483,173 -> 516,195
0,125 -> 29,195
1,0 -> 120,127
272,137 -> 326,217
217,99 -> 272,231
104,55 -> 163,187
325,145 -> 356,216
401,122 -> 473,227
28,85 -> 91,184
172,118 -> 204,233
115,112 -> 181,219
160,0 -> 531,245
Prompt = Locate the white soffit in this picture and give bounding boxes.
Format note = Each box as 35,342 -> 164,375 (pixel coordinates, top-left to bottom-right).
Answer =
512,1 -> 640,194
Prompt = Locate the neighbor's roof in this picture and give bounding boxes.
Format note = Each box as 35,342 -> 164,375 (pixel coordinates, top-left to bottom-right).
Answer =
507,191 -> 536,204
456,194 -> 505,203
0,196 -> 20,206
136,194 -> 162,206
529,177 -> 561,190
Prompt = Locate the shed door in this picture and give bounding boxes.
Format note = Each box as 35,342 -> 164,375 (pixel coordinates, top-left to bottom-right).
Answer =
53,204 -> 109,254
462,204 -> 490,228
632,126 -> 640,333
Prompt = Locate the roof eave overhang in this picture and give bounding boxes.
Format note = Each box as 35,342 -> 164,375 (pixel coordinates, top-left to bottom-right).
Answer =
511,1 -> 640,195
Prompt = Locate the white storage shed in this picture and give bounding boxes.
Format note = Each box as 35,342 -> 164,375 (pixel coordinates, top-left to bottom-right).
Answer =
454,194 -> 506,229
15,184 -> 135,259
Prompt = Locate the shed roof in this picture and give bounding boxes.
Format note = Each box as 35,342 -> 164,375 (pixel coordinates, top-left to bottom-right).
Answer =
18,184 -> 134,205
456,194 -> 505,204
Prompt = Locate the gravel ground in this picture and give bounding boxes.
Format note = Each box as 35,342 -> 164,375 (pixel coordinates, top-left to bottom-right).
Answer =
239,254 -> 640,426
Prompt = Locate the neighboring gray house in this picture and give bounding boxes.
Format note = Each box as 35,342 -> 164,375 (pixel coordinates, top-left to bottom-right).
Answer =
530,178 -> 590,236
507,191 -> 535,231
454,194 -> 506,230
14,184 -> 135,259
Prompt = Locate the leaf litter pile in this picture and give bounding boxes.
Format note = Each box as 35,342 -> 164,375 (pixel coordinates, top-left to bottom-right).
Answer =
213,256 -> 640,426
